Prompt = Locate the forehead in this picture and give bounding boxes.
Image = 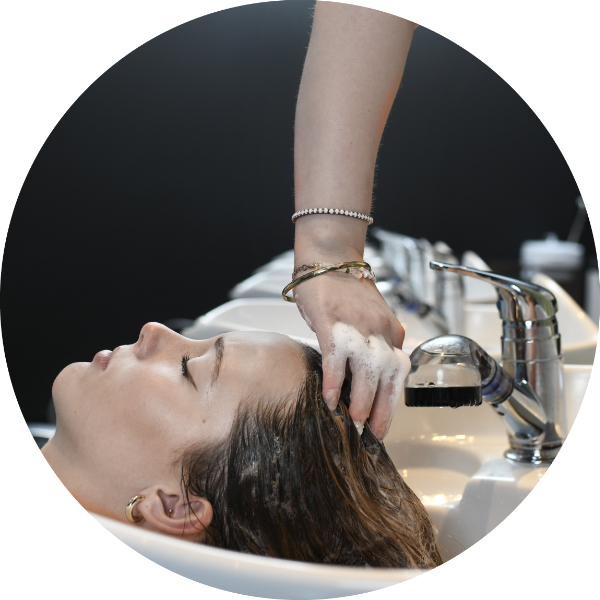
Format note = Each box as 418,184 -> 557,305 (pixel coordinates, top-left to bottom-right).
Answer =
219,332 -> 305,391
223,331 -> 304,365
224,330 -> 303,351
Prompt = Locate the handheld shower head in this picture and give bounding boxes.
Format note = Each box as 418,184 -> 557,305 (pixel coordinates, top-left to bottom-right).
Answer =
405,334 -> 550,461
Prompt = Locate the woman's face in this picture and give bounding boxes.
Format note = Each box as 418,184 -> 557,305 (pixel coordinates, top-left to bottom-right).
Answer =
42,323 -> 305,519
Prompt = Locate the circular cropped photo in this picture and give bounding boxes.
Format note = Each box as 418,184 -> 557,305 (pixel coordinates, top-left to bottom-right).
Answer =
2,1 -> 596,598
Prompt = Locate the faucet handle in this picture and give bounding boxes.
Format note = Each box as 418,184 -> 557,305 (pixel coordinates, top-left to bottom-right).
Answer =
430,261 -> 557,322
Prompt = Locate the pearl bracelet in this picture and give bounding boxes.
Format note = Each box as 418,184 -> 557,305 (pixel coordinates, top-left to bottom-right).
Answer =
291,207 -> 373,225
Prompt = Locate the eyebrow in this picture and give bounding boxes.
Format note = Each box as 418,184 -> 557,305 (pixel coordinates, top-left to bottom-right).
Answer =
210,335 -> 225,387
185,336 -> 225,391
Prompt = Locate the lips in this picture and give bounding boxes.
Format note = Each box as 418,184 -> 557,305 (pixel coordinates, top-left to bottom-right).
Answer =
94,350 -> 113,372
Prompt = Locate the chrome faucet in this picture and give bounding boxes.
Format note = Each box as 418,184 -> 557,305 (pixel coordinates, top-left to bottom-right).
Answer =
431,242 -> 464,335
372,228 -> 465,335
411,261 -> 567,464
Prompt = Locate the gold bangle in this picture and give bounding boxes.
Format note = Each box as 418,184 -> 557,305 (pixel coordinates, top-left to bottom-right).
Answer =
282,261 -> 373,303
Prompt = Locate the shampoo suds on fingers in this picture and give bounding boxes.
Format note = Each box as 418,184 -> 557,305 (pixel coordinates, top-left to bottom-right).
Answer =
325,322 -> 412,435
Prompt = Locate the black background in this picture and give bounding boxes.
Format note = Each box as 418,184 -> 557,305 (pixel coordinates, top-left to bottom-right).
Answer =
1,1 -> 592,422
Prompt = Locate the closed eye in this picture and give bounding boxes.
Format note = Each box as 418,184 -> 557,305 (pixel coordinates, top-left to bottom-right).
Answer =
180,336 -> 225,391
181,353 -> 191,380
211,336 -> 225,386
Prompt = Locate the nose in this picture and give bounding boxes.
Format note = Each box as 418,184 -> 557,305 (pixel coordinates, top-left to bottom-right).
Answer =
134,322 -> 179,359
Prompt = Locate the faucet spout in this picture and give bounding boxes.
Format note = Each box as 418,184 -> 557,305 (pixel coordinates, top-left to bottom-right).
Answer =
430,260 -> 557,321
408,263 -> 568,464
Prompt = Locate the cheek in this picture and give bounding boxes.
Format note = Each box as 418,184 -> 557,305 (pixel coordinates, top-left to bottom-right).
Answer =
54,364 -> 172,451
80,372 -> 184,477
96,369 -> 174,437
95,366 -> 211,457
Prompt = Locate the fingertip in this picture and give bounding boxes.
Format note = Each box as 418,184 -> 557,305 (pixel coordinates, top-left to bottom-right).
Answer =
374,424 -> 388,442
348,379 -> 377,425
367,385 -> 397,443
348,402 -> 370,428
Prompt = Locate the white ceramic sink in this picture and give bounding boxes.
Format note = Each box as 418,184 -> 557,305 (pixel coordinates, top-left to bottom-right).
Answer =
181,298 -> 440,355
168,254 -> 596,595
183,298 -> 320,347
385,364 -> 591,562
92,514 -> 421,598
89,364 -> 592,598
183,296 -> 596,368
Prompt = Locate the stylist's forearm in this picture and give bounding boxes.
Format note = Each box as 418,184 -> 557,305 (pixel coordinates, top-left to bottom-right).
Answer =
294,2 -> 416,264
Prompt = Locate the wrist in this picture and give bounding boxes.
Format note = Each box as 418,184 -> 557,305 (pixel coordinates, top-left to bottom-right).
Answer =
294,240 -> 364,269
294,217 -> 368,266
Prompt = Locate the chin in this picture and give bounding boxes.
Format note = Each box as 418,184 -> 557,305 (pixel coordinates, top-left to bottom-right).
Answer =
52,361 -> 88,413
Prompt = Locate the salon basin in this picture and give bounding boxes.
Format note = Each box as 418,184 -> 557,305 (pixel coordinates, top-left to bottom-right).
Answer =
182,298 -> 319,348
385,364 -> 592,562
182,292 -> 596,365
228,270 -> 296,300
252,249 -> 295,273
181,298 -> 440,355
92,514 -> 421,599
82,364 -> 591,598
131,254 -> 595,596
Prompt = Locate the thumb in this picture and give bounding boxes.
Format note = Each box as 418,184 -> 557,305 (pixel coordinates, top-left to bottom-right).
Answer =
394,319 -> 406,349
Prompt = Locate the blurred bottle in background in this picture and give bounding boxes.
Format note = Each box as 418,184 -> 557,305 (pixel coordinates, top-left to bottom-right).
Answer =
519,196 -> 598,322
520,232 -> 585,301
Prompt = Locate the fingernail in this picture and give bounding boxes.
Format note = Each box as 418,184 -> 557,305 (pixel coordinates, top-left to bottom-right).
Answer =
353,421 -> 364,436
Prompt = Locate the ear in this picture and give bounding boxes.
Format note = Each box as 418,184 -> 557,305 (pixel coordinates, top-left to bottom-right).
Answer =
134,484 -> 213,539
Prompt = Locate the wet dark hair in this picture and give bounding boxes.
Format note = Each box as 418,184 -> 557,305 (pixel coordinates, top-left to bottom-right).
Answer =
180,344 -> 441,568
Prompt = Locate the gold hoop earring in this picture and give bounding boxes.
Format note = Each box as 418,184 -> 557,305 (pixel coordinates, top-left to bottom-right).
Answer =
125,495 -> 145,523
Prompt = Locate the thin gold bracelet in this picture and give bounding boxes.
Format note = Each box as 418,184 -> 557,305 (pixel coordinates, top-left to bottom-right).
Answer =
282,261 -> 373,303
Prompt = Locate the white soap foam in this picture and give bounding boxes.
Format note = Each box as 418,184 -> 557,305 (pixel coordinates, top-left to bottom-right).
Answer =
292,292 -> 412,432
325,322 -> 411,420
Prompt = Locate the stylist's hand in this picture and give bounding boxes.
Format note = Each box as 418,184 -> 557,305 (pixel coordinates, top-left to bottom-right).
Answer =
290,1 -> 417,438
293,265 -> 409,441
